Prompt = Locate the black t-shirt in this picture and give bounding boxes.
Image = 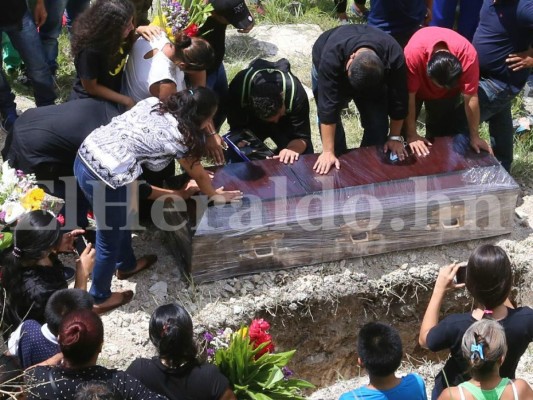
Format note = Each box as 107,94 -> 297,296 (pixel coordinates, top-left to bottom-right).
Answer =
0,0 -> 27,27
126,357 -> 230,400
227,68 -> 312,153
311,24 -> 408,124
26,365 -> 166,400
71,47 -> 128,100
7,98 -> 119,177
198,17 -> 228,74
426,307 -> 533,397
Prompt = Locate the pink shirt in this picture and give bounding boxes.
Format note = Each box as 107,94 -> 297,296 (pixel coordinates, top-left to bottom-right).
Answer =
405,27 -> 479,100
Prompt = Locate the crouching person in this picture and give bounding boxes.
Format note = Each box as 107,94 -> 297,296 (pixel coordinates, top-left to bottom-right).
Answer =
227,58 -> 313,164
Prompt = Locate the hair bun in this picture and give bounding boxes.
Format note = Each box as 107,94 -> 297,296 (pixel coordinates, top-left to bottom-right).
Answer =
175,33 -> 192,49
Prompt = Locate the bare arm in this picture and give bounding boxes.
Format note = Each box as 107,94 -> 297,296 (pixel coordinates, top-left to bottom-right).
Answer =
313,123 -> 340,174
81,78 -> 135,109
464,93 -> 492,154
419,263 -> 464,348
405,92 -> 431,156
185,70 -> 207,88
149,81 -> 177,100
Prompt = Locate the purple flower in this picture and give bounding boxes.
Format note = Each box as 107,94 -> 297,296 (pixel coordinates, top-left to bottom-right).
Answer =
204,332 -> 214,343
282,366 -> 293,380
0,211 -> 6,221
207,348 -> 215,357
16,170 -> 24,177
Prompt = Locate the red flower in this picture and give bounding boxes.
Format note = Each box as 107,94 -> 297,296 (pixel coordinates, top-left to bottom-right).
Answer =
249,319 -> 275,358
183,23 -> 199,37
57,214 -> 65,226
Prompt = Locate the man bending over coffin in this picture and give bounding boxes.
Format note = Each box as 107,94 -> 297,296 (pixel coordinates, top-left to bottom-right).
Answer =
403,27 -> 492,157
227,58 -> 313,164
312,24 -> 409,175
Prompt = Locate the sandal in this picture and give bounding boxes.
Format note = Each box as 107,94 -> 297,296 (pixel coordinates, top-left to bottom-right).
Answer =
116,254 -> 158,280
93,290 -> 134,314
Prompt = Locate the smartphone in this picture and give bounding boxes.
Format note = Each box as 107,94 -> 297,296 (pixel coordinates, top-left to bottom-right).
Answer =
74,235 -> 88,256
454,262 -> 468,284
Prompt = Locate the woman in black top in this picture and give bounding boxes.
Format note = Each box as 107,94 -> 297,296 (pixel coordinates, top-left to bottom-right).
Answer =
0,211 -> 94,333
26,309 -> 166,400
127,304 -> 236,400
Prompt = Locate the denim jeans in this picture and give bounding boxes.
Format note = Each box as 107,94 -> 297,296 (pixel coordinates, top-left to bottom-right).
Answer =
207,63 -> 229,130
74,156 -> 137,302
311,65 -> 389,155
40,0 -> 90,75
0,11 -> 56,112
430,0 -> 483,41
456,78 -> 516,171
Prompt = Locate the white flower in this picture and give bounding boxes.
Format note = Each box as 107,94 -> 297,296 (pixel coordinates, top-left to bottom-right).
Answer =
1,161 -> 18,189
3,202 -> 26,224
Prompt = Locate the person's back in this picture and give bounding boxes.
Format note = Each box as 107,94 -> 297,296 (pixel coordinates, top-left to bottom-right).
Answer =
437,320 -> 533,400
339,322 -> 427,400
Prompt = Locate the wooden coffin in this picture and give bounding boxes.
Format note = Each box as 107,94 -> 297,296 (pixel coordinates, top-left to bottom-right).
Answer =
163,136 -> 519,282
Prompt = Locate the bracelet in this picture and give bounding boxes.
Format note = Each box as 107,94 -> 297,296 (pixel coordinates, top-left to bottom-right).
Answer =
207,132 -> 218,137
388,135 -> 404,142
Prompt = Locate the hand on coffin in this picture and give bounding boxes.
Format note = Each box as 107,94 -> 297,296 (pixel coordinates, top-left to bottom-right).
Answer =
206,133 -> 226,166
469,136 -> 493,155
210,186 -> 243,204
273,148 -> 300,164
407,134 -> 431,157
383,140 -> 408,161
313,151 -> 340,175
57,229 -> 86,253
434,263 -> 465,293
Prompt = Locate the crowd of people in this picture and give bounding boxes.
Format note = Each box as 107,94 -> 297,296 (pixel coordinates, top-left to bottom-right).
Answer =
0,0 -> 533,398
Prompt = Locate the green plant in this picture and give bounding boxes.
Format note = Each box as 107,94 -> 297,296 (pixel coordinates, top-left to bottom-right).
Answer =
205,320 -> 314,399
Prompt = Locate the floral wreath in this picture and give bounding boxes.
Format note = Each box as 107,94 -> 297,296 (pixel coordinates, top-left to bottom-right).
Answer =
151,0 -> 213,39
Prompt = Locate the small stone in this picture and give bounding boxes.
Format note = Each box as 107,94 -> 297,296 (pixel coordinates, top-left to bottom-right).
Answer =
252,275 -> 262,284
233,305 -> 243,315
223,284 -> 236,294
409,253 -> 417,261
400,263 -> 408,270
149,281 -> 168,297
343,268 -> 351,276
339,259 -> 346,268
515,209 -> 528,220
408,267 -> 418,276
240,288 -> 248,296
234,281 -> 242,290
288,303 -> 298,311
149,273 -> 159,281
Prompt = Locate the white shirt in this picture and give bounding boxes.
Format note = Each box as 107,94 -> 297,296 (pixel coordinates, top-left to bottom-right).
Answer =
123,35 -> 186,103
78,97 -> 187,188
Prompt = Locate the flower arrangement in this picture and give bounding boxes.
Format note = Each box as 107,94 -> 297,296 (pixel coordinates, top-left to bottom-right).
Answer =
0,162 -> 46,228
204,319 -> 314,399
152,0 -> 213,38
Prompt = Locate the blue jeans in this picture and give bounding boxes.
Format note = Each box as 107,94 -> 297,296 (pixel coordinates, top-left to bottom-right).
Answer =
74,156 -> 137,302
311,65 -> 389,155
40,0 -> 90,75
430,0 -> 483,41
207,63 -> 229,130
456,78 -> 516,171
0,12 -> 56,112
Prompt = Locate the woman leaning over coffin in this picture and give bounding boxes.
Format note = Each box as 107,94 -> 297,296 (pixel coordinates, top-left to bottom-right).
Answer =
73,88 -> 242,313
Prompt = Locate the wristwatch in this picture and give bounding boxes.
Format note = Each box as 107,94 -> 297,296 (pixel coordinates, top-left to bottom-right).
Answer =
388,135 -> 404,142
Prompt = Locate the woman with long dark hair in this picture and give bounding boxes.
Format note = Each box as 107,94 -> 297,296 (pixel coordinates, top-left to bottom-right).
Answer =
0,211 -> 94,331
127,303 -> 236,400
74,88 -> 242,313
25,309 -> 166,399
419,245 -> 533,399
70,0 -> 137,107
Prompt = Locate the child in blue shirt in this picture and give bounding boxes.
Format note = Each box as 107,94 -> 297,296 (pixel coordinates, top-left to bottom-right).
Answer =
339,322 -> 427,400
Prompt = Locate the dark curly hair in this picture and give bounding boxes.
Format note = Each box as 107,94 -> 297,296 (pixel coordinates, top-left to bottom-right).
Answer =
155,87 -> 218,161
71,0 -> 136,61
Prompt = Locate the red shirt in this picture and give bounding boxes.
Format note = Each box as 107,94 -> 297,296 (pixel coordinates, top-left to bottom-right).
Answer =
405,27 -> 479,100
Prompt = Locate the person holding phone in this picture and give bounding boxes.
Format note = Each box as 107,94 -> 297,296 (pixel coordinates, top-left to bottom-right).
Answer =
418,245 -> 533,399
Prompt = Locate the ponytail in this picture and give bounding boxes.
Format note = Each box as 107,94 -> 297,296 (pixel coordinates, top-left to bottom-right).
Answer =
172,33 -> 214,71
